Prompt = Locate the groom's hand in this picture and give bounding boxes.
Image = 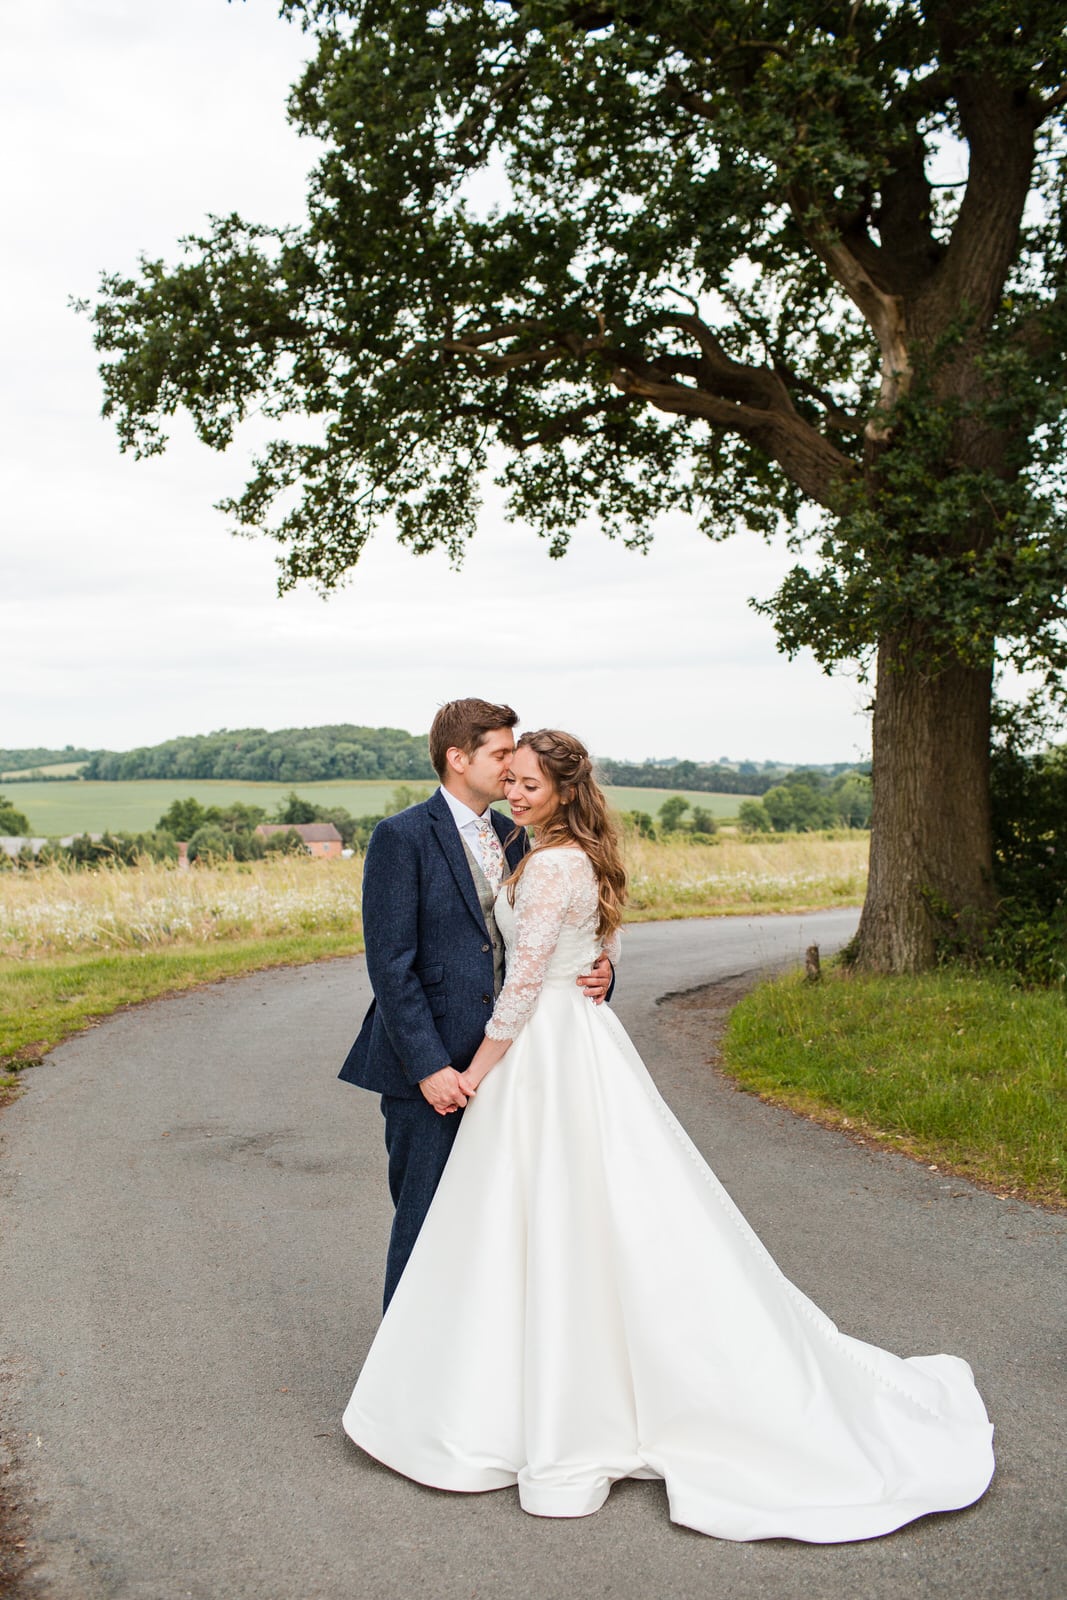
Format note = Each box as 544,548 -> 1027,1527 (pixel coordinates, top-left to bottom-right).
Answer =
577,953 -> 613,1005
418,1066 -> 472,1115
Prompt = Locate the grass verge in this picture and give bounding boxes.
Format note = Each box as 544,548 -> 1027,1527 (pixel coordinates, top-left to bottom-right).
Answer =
0,930 -> 363,1100
722,966 -> 1067,1209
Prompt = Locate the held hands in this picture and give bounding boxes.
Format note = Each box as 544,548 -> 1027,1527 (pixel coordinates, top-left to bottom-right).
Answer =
418,1065 -> 474,1116
577,951 -> 613,1005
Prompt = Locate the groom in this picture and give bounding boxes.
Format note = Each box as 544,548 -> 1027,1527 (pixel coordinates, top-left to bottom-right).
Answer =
339,698 -> 612,1308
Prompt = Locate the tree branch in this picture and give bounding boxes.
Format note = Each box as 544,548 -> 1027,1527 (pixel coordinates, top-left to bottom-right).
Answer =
510,396 -> 634,450
786,192 -> 912,431
932,75 -> 1037,328
606,356 -> 857,508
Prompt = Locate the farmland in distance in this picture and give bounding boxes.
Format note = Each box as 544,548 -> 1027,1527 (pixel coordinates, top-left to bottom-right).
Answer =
6,779 -> 756,837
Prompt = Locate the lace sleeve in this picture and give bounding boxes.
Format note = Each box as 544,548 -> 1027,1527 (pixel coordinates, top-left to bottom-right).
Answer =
485,853 -> 575,1040
602,928 -> 621,967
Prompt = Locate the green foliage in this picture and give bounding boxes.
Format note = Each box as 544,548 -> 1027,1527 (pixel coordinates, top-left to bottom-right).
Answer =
61,832 -> 142,867
657,795 -> 690,832
272,791 -> 320,825
738,799 -> 772,835
991,741 -> 1067,918
830,772 -> 873,829
88,724 -> 433,783
986,737 -> 1067,985
620,809 -> 657,839
1,830 -> 180,872
157,796 -> 209,837
652,793 -> 720,840
156,795 -> 268,859
186,824 -> 232,864
762,780 -> 824,832
738,770 -> 870,833
85,0 -> 1067,694
0,796 -> 31,835
261,827 -> 309,856
690,806 -> 718,836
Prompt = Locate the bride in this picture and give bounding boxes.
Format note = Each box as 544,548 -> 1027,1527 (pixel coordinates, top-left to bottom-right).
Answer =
342,729 -> 994,1543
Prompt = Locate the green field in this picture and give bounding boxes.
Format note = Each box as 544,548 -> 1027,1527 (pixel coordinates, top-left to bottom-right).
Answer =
4,779 -> 754,836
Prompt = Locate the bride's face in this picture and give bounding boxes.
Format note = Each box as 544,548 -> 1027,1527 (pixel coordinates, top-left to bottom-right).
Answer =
505,746 -> 561,830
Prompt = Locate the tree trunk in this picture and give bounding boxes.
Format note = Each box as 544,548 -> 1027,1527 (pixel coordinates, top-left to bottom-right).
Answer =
855,634 -> 996,973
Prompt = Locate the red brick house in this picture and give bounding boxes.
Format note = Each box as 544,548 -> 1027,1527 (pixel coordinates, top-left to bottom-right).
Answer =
255,822 -> 344,859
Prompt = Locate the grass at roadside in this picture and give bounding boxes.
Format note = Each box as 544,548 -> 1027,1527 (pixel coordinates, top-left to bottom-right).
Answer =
722,967 -> 1067,1208
0,931 -> 363,1095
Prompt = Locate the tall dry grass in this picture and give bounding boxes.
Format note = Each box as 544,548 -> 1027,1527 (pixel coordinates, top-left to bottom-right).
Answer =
0,855 -> 364,958
0,833 -> 868,960
623,831 -> 869,919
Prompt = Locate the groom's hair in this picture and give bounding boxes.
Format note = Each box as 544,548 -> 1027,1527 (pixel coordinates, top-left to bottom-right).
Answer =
429,699 -> 518,777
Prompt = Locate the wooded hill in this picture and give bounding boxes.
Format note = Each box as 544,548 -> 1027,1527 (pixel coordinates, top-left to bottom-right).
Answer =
81,726 -> 434,783
1,746 -> 99,774
6,727 -> 867,792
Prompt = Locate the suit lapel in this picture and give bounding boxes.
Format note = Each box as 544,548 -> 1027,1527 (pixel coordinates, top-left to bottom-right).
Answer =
427,791 -> 491,936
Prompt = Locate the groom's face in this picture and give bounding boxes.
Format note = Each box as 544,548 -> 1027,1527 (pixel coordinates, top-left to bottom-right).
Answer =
457,726 -> 516,808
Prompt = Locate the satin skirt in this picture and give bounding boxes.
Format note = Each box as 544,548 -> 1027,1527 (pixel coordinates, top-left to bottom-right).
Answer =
343,981 -> 994,1542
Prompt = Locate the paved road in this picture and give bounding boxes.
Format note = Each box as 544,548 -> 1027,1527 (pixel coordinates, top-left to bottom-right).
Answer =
1,911 -> 1063,1600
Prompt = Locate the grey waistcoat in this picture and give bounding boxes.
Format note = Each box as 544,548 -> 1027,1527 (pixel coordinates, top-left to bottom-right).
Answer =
459,834 -> 507,998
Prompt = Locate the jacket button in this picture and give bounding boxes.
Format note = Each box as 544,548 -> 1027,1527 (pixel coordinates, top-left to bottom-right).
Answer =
482,994 -> 490,1005
481,943 -> 490,953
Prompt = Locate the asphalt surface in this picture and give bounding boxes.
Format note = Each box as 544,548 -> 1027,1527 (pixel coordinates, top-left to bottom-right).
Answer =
1,909 -> 1064,1600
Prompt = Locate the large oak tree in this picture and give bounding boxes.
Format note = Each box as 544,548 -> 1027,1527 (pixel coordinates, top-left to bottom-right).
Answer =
88,0 -> 1067,970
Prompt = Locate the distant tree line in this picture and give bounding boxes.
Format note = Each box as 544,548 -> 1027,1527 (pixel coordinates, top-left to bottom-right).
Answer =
595,758 -> 864,796
1,745 -> 98,779
8,727 -> 875,793
81,726 -> 435,783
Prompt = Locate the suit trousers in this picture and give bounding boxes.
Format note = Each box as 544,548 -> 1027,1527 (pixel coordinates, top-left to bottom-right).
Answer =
380,1092 -> 463,1311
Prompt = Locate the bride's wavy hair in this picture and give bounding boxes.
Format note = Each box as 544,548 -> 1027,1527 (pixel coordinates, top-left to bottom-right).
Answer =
505,729 -> 627,940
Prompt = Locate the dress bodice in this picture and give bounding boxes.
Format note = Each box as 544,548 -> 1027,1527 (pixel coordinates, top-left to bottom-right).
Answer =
486,849 -> 620,1040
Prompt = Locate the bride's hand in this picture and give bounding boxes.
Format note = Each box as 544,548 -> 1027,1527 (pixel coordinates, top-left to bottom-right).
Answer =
455,1070 -> 478,1098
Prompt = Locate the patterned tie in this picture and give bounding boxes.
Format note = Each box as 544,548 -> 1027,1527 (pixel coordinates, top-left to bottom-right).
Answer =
475,814 -> 505,894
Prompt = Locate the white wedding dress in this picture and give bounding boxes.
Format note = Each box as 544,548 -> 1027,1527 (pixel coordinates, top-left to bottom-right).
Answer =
343,849 -> 994,1542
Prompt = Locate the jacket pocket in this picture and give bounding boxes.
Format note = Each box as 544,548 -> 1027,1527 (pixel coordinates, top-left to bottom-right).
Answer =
416,963 -> 446,1016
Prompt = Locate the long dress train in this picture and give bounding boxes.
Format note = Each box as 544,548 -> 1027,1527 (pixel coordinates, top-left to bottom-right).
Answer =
343,849 -> 994,1543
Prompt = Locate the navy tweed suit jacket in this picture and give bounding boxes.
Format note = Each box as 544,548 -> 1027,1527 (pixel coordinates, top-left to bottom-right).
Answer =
339,790 -> 527,1099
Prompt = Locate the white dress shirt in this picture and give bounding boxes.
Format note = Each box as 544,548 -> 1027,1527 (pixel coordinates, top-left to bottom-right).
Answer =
437,784 -> 496,856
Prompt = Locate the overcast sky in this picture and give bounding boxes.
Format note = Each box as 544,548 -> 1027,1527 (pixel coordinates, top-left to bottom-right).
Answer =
1,0 -> 880,765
